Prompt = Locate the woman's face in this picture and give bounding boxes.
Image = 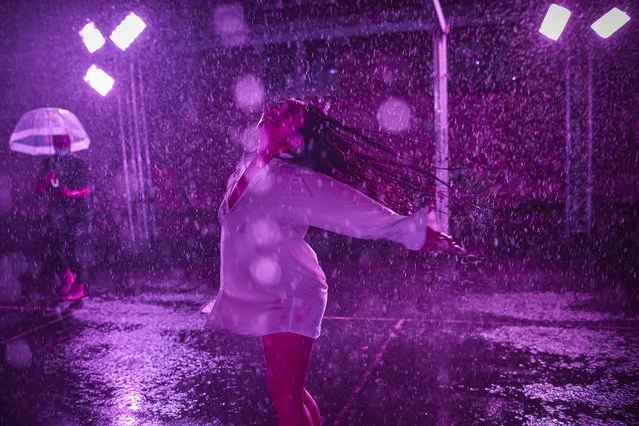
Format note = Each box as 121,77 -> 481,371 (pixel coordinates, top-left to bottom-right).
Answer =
257,100 -> 306,154
53,134 -> 71,157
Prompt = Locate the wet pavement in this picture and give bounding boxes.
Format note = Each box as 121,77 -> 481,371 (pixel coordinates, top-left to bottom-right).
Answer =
1,255 -> 638,426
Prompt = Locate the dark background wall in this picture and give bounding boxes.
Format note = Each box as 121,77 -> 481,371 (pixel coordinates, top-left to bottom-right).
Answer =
0,0 -> 636,275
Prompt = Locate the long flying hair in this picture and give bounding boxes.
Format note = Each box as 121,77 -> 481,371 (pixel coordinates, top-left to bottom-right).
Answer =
276,101 -> 441,216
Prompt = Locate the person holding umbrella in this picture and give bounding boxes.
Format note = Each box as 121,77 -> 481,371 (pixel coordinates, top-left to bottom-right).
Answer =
10,108 -> 92,301
35,135 -> 91,301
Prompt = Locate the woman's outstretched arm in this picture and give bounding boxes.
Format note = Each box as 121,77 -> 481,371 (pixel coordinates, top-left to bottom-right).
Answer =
278,165 -> 428,250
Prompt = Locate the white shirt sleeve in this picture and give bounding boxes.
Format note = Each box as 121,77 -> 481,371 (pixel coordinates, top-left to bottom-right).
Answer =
278,165 -> 428,250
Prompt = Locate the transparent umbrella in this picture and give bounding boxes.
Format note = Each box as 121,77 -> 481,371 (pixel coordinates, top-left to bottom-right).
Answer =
9,107 -> 91,156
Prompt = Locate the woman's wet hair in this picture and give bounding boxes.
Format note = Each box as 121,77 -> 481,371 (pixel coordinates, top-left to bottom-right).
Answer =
275,99 -> 439,215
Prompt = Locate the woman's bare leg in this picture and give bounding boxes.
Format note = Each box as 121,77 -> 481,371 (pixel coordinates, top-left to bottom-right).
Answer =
263,332 -> 320,426
304,388 -> 321,426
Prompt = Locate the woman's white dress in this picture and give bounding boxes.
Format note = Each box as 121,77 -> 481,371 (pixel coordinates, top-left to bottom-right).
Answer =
205,154 -> 429,339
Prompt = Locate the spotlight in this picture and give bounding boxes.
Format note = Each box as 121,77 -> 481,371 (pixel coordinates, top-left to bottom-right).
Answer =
376,97 -> 412,133
539,4 -> 572,41
110,12 -> 147,51
84,65 -> 115,96
234,74 -> 264,112
240,126 -> 259,151
214,4 -> 247,46
591,7 -> 630,39
79,22 -> 105,53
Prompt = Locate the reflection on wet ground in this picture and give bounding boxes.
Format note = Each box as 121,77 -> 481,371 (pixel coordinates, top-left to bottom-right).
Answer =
1,257 -> 637,425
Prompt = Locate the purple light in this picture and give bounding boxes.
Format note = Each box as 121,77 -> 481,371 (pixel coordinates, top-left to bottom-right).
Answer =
539,4 -> 571,41
214,4 -> 247,46
84,65 -> 115,96
110,12 -> 147,51
250,257 -> 281,286
79,22 -> 105,53
591,8 -> 630,39
234,74 -> 264,112
376,97 -> 412,133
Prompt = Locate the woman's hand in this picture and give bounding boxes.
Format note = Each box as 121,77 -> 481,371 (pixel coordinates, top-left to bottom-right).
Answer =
36,170 -> 57,194
419,205 -> 466,254
420,227 -> 466,255
45,169 -> 56,184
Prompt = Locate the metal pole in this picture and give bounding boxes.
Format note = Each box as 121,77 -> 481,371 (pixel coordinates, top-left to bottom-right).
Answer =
586,49 -> 593,239
433,29 -> 450,234
122,58 -> 142,240
432,0 -> 447,32
137,64 -> 157,239
117,91 -> 135,242
129,52 -> 149,242
564,53 -> 572,238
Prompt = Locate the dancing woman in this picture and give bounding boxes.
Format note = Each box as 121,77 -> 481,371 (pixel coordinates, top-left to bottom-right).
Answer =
205,99 -> 464,425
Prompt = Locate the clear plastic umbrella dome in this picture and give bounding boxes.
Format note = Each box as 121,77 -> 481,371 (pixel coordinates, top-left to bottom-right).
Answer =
9,107 -> 91,156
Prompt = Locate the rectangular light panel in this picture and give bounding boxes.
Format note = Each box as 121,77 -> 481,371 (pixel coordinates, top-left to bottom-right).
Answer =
591,8 -> 630,39
84,65 -> 115,96
110,12 -> 147,51
539,4 -> 572,41
79,22 -> 105,53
